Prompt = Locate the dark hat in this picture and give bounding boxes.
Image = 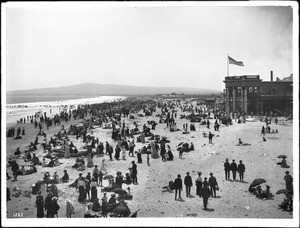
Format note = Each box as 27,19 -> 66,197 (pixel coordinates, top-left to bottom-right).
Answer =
132,161 -> 135,163
285,171 -> 290,174
239,160 -> 242,162
210,172 -> 213,176
204,177 -> 207,180
79,173 -> 83,176
95,165 -> 98,167
186,172 -> 190,175
232,159 -> 235,161
266,185 -> 270,188
177,174 -> 181,177
87,172 -> 91,174
225,158 -> 228,161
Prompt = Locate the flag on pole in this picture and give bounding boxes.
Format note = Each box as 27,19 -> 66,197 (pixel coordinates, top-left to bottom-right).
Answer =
228,56 -> 244,66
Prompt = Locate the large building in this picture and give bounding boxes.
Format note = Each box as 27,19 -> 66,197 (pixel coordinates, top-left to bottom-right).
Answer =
223,71 -> 293,116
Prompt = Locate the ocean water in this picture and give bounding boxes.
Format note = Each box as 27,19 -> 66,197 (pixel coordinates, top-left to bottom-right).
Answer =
5,95 -> 126,125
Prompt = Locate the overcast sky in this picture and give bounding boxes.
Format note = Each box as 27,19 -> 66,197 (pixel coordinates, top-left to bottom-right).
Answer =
4,3 -> 294,92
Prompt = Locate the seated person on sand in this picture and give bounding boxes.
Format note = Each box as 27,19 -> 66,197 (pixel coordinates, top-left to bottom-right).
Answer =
189,143 -> 194,151
25,164 -> 37,175
18,165 -> 26,175
237,138 -> 251,146
61,170 -> 69,183
260,185 -> 274,200
44,172 -> 51,183
162,181 -> 175,193
23,151 -> 32,162
84,204 -> 96,218
77,160 -> 86,171
277,158 -> 289,168
125,173 -> 132,185
255,185 -> 263,199
92,198 -> 101,212
103,179 -> 117,192
52,172 -> 60,184
278,193 -> 293,212
31,154 -> 41,166
53,157 -> 61,167
14,147 -> 21,158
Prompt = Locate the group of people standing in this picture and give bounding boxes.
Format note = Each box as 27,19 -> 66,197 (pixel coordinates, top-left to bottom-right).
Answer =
172,171 -> 219,210
224,159 -> 245,182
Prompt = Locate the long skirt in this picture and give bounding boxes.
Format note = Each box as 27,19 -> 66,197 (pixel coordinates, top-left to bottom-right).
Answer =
78,186 -> 86,202
37,205 -> 44,218
91,186 -> 97,202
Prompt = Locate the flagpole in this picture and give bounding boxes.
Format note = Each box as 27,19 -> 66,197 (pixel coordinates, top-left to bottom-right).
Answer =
227,54 -> 229,76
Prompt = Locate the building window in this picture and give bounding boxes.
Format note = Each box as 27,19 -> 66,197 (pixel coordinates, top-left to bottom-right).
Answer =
249,87 -> 253,93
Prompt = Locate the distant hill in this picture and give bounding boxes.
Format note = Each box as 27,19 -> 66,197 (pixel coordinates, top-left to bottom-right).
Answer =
7,83 -> 219,96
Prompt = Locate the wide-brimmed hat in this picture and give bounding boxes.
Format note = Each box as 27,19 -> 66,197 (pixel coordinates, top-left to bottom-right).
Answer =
204,177 -> 207,180
239,160 -> 242,162
232,159 -> 235,161
285,171 -> 290,174
210,172 -> 213,176
177,174 -> 181,177
186,172 -> 190,175
198,171 -> 202,175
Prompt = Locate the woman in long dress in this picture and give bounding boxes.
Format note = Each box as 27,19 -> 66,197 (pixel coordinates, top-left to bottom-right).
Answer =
87,154 -> 94,168
90,178 -> 98,202
195,171 -> 203,196
100,159 -> 107,174
64,144 -> 71,158
77,178 -> 86,202
40,180 -> 48,205
35,191 -> 44,218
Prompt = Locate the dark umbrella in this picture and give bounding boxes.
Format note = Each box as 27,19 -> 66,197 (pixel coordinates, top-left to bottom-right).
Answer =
113,188 -> 128,195
113,206 -> 130,217
103,175 -> 114,180
277,155 -> 287,159
276,189 -> 290,195
249,178 -> 266,188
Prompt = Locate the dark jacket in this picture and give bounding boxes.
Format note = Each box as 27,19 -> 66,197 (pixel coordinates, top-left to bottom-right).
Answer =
174,177 -> 182,190
237,163 -> 245,173
230,162 -> 238,171
184,175 -> 193,186
208,176 -> 218,187
200,186 -> 210,198
224,161 -> 230,171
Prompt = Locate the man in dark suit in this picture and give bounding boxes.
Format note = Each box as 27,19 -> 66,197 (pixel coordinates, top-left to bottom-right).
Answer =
208,172 -> 218,197
200,183 -> 210,210
174,174 -> 183,201
237,160 -> 245,182
230,159 -> 238,181
224,158 -> 231,180
184,172 -> 193,197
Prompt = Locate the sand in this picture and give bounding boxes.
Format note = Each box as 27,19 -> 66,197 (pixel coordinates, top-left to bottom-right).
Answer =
4,103 -> 295,221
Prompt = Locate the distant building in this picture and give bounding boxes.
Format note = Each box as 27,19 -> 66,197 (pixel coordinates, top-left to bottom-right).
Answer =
223,71 -> 293,115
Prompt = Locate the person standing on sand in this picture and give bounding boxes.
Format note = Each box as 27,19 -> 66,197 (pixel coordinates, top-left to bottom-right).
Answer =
64,143 -> 71,158
237,160 -> 245,182
66,199 -> 75,218
230,159 -> 238,181
208,132 -> 214,144
208,173 -> 218,197
35,191 -> 44,218
284,171 -> 293,195
195,171 -> 203,197
200,182 -> 210,210
131,161 -> 138,184
174,174 -> 183,201
224,158 -> 231,180
100,159 -> 107,174
184,172 -> 193,197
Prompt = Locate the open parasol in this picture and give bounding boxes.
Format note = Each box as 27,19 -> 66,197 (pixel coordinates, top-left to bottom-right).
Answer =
277,155 -> 287,159
113,188 -> 128,195
249,178 -> 266,188
103,175 -> 114,180
276,189 -> 290,195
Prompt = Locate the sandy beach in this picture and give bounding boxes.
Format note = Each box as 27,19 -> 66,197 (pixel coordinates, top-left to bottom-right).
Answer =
4,98 -> 295,222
